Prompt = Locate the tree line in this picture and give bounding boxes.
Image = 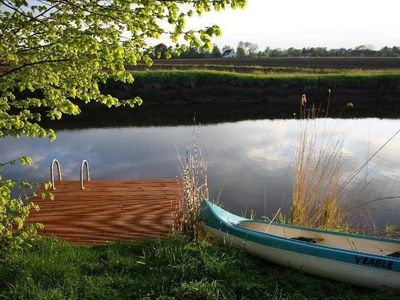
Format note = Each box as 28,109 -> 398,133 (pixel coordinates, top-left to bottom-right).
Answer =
158,42 -> 400,58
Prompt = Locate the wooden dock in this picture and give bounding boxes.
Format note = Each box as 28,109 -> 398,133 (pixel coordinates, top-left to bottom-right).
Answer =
26,179 -> 182,245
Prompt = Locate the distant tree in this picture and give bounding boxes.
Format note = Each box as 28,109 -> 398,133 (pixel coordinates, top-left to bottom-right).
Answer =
380,46 -> 390,57
244,41 -> 258,57
236,41 -> 258,57
179,47 -> 205,58
209,45 -> 400,58
211,45 -> 222,57
270,48 -> 284,57
154,43 -> 168,59
287,47 -> 302,57
236,41 -> 246,57
351,45 -> 377,57
379,46 -> 400,57
256,51 -> 265,58
236,47 -> 246,57
314,47 -> 328,57
338,48 -> 348,57
393,46 -> 400,57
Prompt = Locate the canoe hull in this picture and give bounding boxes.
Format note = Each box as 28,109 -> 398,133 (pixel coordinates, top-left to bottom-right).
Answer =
203,224 -> 400,288
199,200 -> 400,289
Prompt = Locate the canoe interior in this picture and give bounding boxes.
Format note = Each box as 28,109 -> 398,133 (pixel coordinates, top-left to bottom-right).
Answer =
238,221 -> 400,257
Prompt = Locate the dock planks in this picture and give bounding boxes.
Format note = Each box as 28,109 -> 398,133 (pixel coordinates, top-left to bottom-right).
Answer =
26,179 -> 182,245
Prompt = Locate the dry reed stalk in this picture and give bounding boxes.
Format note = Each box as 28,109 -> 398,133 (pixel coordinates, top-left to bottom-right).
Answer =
178,130 -> 209,239
292,96 -> 347,229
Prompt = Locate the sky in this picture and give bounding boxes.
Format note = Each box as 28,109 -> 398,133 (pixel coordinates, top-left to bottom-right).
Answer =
185,0 -> 400,50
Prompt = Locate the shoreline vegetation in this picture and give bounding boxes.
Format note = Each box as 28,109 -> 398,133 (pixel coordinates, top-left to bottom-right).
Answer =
42,67 -> 400,129
122,70 -> 400,113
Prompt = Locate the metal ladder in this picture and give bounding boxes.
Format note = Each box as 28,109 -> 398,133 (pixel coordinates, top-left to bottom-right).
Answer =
80,160 -> 90,190
50,159 -> 91,190
50,159 -> 62,190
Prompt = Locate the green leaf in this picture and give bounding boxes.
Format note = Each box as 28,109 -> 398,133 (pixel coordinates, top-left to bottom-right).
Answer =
14,217 -> 23,229
19,156 -> 33,165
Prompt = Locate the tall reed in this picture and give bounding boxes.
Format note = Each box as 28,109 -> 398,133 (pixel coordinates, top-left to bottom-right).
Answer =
178,130 -> 209,239
292,93 -> 399,232
291,95 -> 347,229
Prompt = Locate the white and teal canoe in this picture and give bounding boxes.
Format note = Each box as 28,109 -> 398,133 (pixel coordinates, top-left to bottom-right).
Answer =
199,200 -> 400,288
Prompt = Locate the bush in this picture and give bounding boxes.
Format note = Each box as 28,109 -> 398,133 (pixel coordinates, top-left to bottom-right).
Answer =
0,157 -> 44,253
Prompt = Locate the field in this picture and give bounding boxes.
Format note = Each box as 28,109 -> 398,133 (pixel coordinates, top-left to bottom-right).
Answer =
131,57 -> 400,74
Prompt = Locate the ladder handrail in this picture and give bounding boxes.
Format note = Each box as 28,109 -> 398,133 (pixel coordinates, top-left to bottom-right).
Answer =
50,159 -> 62,190
80,160 -> 90,190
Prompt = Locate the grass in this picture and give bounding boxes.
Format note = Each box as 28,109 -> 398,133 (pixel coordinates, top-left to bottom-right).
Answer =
108,69 -> 400,88
1,236 -> 399,300
146,57 -> 400,71
122,69 -> 400,94
135,63 -> 346,75
131,68 -> 400,79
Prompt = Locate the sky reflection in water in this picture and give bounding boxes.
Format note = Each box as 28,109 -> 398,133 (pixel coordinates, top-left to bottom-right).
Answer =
1,118 -> 400,229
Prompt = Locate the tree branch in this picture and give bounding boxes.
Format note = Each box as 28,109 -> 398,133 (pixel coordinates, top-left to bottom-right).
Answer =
0,58 -> 71,78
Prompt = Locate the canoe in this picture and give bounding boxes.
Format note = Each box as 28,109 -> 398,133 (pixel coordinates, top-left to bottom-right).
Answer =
199,199 -> 400,288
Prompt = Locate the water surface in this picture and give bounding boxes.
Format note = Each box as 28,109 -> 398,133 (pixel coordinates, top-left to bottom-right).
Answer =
2,118 -> 400,229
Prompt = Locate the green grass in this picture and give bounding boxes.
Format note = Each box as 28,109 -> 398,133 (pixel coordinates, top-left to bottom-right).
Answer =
126,69 -> 400,90
1,236 -> 399,299
145,63 -> 400,75
133,68 -> 400,78
136,63 -> 346,75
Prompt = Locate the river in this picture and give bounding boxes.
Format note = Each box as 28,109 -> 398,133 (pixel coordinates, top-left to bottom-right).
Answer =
1,118 -> 400,230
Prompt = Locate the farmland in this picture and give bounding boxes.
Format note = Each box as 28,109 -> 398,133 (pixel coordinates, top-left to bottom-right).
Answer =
132,57 -> 400,73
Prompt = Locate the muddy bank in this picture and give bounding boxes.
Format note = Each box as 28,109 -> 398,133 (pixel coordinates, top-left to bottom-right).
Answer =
105,71 -> 400,113
49,93 -> 400,129
45,71 -> 400,129
108,82 -> 400,107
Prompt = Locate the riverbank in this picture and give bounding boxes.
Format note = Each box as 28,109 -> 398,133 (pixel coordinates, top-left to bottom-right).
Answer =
1,236 -> 399,299
43,69 -> 400,129
107,70 -> 400,112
